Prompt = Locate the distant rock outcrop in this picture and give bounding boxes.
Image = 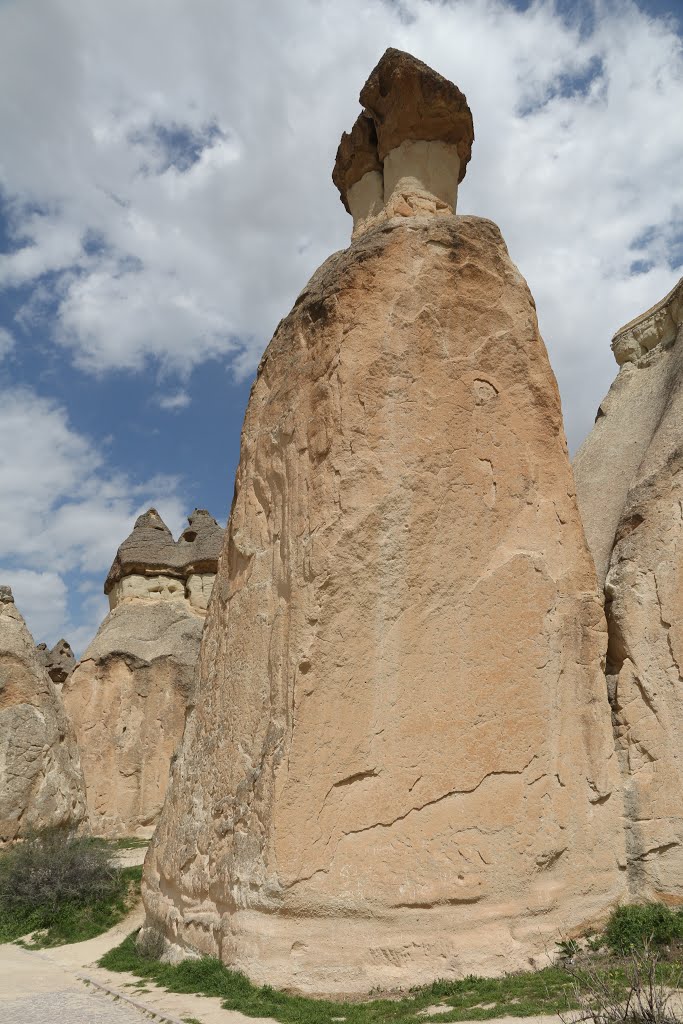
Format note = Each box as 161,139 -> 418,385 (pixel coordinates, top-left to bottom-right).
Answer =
574,274 -> 683,901
62,509 -> 223,838
141,50 -> 625,996
0,586 -> 86,843
36,638 -> 76,686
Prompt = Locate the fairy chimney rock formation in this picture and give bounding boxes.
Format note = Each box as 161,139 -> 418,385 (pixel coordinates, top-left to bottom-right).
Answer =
141,51 -> 625,996
574,273 -> 683,901
0,586 -> 86,843
105,507 -> 223,612
333,48 -> 474,236
63,509 -> 223,837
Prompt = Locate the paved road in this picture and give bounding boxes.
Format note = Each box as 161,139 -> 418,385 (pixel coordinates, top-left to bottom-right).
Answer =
0,943 -> 149,1023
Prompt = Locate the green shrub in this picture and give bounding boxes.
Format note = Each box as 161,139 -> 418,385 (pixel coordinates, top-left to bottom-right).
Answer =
0,827 -> 140,945
605,903 -> 683,953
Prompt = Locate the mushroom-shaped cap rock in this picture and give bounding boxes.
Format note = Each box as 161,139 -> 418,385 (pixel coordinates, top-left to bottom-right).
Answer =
105,508 -> 177,593
104,508 -> 224,594
177,509 -> 224,569
0,585 -> 14,604
332,48 -> 474,217
360,48 -> 474,169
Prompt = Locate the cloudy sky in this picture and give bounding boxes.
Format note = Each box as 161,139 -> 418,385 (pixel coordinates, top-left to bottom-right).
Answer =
0,0 -> 682,651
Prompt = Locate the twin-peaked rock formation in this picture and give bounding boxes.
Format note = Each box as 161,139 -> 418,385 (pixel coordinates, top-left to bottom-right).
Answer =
142,49 -> 625,994
63,509 -> 223,838
575,274 -> 683,901
0,586 -> 85,843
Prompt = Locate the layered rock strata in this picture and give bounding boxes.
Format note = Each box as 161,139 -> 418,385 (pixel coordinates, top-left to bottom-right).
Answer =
574,274 -> 683,900
142,52 -> 625,996
332,48 -> 474,236
0,586 -> 86,843
63,509 -> 222,838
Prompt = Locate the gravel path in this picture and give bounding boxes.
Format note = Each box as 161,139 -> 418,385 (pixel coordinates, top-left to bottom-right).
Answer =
3,988 -> 153,1023
0,943 -> 150,1023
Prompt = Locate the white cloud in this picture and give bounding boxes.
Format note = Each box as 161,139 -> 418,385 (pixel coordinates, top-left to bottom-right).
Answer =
0,0 -> 681,455
0,568 -> 68,645
0,386 -> 186,648
157,390 -> 191,411
0,327 -> 14,360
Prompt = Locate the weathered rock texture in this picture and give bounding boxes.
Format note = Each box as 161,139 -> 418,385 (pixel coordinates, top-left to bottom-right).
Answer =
142,197 -> 625,992
63,509 -> 223,838
332,48 -> 474,236
36,638 -> 75,686
0,586 -> 86,843
574,273 -> 683,901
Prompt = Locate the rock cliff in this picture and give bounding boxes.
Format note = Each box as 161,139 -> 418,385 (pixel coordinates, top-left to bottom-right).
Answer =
62,509 -> 223,838
141,50 -> 625,996
574,273 -> 683,900
0,586 -> 86,843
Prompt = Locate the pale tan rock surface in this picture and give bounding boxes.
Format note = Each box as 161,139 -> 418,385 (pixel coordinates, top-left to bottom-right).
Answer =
63,510 -> 222,838
142,209 -> 625,994
0,586 -> 86,843
574,273 -> 683,900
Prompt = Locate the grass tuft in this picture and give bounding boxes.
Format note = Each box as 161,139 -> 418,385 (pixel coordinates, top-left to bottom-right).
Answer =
100,932 -> 579,1023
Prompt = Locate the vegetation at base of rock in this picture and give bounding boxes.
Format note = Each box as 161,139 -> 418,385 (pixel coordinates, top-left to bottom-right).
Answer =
110,837 -> 150,850
0,827 -> 142,946
560,943 -> 682,1024
605,904 -> 683,954
100,931 -> 581,1023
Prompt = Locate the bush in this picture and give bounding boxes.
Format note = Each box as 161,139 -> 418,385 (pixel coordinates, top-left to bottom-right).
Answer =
605,904 -> 683,954
561,943 -> 682,1024
0,827 -> 139,945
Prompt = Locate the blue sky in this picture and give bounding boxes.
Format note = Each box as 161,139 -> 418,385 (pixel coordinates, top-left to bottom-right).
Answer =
1,0 -> 682,650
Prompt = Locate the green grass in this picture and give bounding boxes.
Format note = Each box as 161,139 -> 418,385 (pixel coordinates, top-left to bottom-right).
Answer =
99,932 -> 581,1024
0,865 -> 142,948
112,837 -> 150,851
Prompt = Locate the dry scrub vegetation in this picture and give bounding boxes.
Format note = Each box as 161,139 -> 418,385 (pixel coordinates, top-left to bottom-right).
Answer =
0,826 -> 141,946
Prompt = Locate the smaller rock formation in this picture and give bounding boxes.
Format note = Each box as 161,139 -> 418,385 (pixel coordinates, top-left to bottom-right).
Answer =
0,585 -> 86,843
333,48 -> 474,236
574,273 -> 683,901
63,509 -> 223,837
36,638 -> 75,686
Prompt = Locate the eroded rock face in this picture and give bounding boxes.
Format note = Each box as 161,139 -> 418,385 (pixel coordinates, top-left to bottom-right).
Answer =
0,586 -> 86,843
574,274 -> 683,900
142,211 -> 625,994
332,48 -> 474,236
36,638 -> 75,686
63,509 -> 223,837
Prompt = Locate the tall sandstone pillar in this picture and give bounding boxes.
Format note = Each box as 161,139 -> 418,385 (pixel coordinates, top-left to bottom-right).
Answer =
143,49 -> 625,994
574,275 -> 683,901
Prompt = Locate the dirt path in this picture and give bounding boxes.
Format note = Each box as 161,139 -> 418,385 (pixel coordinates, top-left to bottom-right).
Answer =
0,902 -> 277,1024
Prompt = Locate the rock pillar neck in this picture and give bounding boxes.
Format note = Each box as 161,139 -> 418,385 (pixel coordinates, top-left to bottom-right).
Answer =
348,140 -> 461,236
